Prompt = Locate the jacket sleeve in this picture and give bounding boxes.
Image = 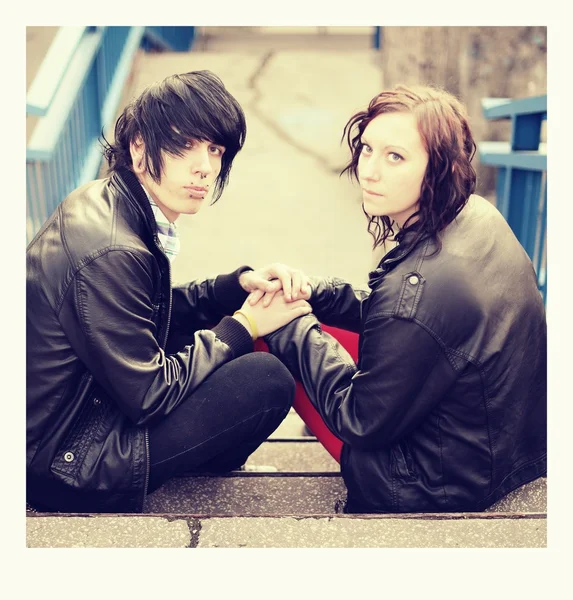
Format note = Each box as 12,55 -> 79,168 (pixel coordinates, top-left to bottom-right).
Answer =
169,265 -> 252,334
265,304 -> 458,450
307,276 -> 370,333
58,249 -> 253,427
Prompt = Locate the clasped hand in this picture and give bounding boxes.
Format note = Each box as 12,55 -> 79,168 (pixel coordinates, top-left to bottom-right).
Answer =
239,262 -> 312,306
236,263 -> 313,339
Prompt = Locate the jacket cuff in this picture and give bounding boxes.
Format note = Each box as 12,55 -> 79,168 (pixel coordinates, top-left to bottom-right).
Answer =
212,316 -> 254,358
214,266 -> 253,313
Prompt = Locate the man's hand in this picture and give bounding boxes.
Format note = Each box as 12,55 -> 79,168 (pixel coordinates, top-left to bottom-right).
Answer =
233,290 -> 313,339
239,263 -> 312,307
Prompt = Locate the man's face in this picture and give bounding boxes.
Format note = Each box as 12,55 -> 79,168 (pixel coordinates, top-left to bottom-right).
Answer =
131,138 -> 225,222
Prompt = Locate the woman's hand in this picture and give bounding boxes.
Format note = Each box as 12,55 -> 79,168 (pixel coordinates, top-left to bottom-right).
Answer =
233,290 -> 312,339
239,263 -> 311,306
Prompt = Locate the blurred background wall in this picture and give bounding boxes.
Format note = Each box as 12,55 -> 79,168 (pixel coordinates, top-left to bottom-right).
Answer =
379,26 -> 547,197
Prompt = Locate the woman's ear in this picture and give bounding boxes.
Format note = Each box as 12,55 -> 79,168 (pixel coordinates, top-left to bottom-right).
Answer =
130,137 -> 146,174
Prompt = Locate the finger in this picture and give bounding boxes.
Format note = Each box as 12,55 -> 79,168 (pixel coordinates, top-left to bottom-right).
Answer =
288,298 -> 312,311
290,271 -> 303,300
248,289 -> 265,305
296,305 -> 313,317
301,275 -> 312,298
272,265 -> 292,300
263,290 -> 278,308
265,279 -> 281,293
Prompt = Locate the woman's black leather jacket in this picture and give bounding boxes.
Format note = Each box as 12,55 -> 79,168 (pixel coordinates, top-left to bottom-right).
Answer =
26,168 -> 253,512
266,195 -> 547,513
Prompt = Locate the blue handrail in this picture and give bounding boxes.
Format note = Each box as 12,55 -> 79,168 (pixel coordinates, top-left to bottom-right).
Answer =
478,95 -> 547,303
26,26 -> 195,245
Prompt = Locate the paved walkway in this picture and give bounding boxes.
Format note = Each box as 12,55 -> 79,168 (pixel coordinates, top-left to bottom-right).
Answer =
124,42 -> 385,287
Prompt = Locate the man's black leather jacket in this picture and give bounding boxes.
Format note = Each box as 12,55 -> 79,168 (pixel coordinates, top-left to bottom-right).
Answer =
266,195 -> 547,513
26,168 -> 253,512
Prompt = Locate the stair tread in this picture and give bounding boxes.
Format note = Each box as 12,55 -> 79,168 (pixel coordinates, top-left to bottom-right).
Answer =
143,475 -> 546,515
245,441 -> 338,472
26,513 -> 546,548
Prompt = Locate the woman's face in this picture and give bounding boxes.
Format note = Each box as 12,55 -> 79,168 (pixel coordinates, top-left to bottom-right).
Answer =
358,111 -> 429,228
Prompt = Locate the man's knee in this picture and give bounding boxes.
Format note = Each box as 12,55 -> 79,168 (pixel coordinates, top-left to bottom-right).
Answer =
236,352 -> 295,412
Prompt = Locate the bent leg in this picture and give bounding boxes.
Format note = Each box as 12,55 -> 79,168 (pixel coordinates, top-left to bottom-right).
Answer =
147,352 -> 295,493
255,324 -> 356,464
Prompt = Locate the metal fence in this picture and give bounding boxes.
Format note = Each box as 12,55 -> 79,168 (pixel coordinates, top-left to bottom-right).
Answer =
26,26 -> 195,244
478,95 -> 547,302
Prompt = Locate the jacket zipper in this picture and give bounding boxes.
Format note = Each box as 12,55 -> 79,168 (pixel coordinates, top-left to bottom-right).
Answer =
141,236 -> 173,507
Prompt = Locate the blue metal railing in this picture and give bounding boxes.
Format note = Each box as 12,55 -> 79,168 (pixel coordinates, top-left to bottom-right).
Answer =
142,26 -> 196,52
26,26 -> 195,244
478,95 -> 547,302
373,27 -> 382,50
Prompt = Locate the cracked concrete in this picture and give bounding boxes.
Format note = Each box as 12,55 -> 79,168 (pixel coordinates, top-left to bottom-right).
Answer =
186,517 -> 202,548
26,513 -> 546,548
246,50 -> 344,174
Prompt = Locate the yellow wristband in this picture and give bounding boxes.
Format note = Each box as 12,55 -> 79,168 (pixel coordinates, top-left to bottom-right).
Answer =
233,310 -> 259,341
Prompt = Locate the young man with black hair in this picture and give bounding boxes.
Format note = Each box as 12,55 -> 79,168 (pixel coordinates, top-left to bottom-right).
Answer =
26,70 -> 312,513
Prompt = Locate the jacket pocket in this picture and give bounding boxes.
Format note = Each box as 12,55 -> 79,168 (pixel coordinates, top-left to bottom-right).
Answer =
51,393 -> 108,482
392,440 -> 418,482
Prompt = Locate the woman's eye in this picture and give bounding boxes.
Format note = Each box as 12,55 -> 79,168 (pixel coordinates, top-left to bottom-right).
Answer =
388,152 -> 403,162
360,143 -> 372,154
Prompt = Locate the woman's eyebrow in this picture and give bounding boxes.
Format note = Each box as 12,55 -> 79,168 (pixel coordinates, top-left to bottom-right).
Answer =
361,137 -> 409,153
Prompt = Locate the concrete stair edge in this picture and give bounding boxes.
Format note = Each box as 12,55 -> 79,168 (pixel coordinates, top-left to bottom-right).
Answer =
26,512 -> 547,548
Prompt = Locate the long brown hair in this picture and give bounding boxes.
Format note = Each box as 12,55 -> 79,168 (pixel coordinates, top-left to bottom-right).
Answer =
341,84 -> 477,251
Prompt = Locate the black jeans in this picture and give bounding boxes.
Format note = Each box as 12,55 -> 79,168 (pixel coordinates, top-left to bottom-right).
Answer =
147,352 -> 295,493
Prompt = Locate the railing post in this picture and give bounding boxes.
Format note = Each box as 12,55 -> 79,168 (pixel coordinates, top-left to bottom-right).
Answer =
507,169 -> 543,261
373,27 -> 382,50
512,113 -> 543,151
478,95 -> 547,302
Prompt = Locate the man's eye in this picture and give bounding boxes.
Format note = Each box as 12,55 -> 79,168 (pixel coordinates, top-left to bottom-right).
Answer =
184,140 -> 195,149
209,145 -> 224,156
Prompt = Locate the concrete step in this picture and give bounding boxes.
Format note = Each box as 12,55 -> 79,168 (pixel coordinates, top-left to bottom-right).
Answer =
144,475 -> 346,515
246,440 -> 339,472
142,472 -> 546,516
26,512 -> 546,548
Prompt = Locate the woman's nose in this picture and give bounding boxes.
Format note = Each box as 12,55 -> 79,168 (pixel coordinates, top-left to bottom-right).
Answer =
360,158 -> 379,182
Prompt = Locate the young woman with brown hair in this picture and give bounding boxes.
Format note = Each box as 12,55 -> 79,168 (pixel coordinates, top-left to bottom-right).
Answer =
249,84 -> 547,513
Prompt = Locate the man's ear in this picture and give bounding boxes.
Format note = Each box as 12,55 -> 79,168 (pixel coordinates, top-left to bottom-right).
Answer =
130,137 -> 146,174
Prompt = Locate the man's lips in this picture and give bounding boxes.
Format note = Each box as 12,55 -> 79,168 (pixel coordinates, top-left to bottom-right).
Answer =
185,185 -> 208,192
184,185 -> 208,198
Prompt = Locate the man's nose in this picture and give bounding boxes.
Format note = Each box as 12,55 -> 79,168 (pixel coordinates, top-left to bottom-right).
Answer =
192,145 -> 213,176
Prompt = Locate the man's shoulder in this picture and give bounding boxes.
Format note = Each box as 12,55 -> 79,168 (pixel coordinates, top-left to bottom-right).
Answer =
60,177 -> 149,261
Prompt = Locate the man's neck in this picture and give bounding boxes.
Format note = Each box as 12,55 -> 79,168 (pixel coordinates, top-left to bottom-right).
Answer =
136,173 -> 178,224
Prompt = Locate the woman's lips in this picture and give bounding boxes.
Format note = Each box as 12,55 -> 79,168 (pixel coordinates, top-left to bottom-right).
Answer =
363,188 -> 383,197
